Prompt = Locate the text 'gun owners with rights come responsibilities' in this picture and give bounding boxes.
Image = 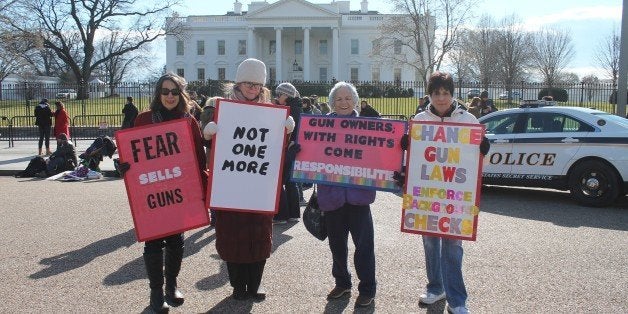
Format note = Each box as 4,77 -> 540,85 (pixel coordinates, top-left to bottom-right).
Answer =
292,115 -> 407,192
401,121 -> 485,241
116,119 -> 209,242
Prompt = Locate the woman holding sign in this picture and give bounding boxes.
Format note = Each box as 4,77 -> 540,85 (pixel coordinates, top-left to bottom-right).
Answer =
122,73 -> 207,313
408,72 -> 489,314
203,58 -> 295,301
316,82 -> 377,309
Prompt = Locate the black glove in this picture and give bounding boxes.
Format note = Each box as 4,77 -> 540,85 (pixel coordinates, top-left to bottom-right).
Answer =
286,143 -> 301,162
113,158 -> 130,176
400,134 -> 409,150
393,170 -> 406,188
480,136 -> 490,156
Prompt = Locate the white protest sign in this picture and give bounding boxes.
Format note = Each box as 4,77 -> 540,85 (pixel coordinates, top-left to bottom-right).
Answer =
207,99 -> 288,214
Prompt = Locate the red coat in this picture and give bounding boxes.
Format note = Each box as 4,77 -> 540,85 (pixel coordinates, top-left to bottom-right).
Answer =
214,211 -> 273,263
54,109 -> 70,138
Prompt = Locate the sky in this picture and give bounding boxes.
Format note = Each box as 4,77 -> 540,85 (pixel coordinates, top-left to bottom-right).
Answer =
163,0 -> 623,80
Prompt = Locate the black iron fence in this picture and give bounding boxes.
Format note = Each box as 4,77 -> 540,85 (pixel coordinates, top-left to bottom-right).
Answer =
0,80 -> 623,146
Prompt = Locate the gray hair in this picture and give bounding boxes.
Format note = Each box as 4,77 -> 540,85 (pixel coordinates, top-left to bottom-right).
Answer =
328,81 -> 359,111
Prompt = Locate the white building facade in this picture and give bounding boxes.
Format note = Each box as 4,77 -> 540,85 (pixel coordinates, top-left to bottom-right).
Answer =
165,0 -> 428,83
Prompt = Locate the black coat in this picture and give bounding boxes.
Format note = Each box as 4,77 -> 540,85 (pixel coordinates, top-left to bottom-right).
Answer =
34,104 -> 53,127
360,104 -> 380,118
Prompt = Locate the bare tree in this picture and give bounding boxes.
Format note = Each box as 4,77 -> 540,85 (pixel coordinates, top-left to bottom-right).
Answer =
94,31 -> 152,95
531,27 -> 575,87
594,27 -> 620,87
581,74 -> 599,102
2,0 -> 183,99
494,14 -> 533,93
465,15 -> 500,90
373,0 -> 475,89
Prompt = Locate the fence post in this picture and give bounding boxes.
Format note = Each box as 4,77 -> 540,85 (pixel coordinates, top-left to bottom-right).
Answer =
80,79 -> 86,116
579,81 -> 584,106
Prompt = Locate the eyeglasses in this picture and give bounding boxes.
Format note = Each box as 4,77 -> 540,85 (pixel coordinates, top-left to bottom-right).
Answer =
241,82 -> 262,89
160,88 -> 181,96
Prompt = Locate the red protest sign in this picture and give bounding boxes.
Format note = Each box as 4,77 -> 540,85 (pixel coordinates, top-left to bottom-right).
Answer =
400,121 -> 485,241
207,99 -> 289,214
115,119 -> 209,242
292,115 -> 406,192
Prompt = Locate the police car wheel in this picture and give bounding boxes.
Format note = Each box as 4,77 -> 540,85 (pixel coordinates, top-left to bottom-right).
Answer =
568,160 -> 620,207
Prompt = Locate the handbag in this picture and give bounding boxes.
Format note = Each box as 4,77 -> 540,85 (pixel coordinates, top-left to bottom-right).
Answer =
302,185 -> 327,241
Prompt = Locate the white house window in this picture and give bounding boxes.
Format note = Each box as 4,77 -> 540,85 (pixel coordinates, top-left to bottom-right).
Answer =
372,68 -> 380,81
177,68 -> 184,77
295,40 -> 303,55
269,40 -> 276,55
394,68 -> 402,83
351,39 -> 359,55
319,67 -> 327,81
394,39 -> 402,54
176,41 -> 184,56
197,40 -> 204,55
371,39 -> 381,54
197,68 -> 205,81
350,67 -> 359,81
319,40 -> 328,55
218,40 -> 225,55
269,67 -> 276,81
218,68 -> 225,80
238,40 -> 247,55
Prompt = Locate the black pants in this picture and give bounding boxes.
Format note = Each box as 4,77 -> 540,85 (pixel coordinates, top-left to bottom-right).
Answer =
226,260 -> 266,294
38,125 -> 51,150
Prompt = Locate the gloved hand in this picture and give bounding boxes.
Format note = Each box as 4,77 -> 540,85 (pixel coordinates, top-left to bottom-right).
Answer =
203,121 -> 218,140
286,142 -> 301,161
393,169 -> 406,188
113,158 -> 130,176
284,116 -> 295,133
480,136 -> 490,156
400,134 -> 409,150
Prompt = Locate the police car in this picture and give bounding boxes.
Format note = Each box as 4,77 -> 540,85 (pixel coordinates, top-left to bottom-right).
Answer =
479,100 -> 628,207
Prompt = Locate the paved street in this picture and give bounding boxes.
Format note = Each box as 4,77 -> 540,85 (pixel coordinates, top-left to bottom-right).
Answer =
0,172 -> 626,313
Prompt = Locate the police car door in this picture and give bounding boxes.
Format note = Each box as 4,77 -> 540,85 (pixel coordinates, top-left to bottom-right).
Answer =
481,112 -> 521,177
510,111 -> 583,181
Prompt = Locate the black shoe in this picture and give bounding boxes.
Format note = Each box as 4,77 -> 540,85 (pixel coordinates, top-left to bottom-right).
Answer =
248,288 -> 266,302
327,286 -> 351,300
232,289 -> 248,301
354,295 -> 374,308
150,289 -> 170,313
165,286 -> 184,307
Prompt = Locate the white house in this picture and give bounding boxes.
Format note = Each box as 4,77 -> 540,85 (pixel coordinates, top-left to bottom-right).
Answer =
165,0 -> 429,83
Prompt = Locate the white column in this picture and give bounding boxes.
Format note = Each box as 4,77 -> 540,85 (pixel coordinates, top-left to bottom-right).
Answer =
247,27 -> 256,58
275,27 -> 283,82
332,27 -> 339,81
303,27 -> 311,81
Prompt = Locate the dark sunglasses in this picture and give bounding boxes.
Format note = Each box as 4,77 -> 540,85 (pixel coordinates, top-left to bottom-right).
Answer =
160,88 -> 181,96
241,82 -> 262,89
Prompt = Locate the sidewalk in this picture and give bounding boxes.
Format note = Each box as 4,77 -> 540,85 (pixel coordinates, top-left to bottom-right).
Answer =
0,140 -> 118,177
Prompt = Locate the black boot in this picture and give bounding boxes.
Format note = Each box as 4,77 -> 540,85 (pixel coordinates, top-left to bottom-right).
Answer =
247,260 -> 267,301
226,262 -> 247,300
164,246 -> 184,306
143,253 -> 169,313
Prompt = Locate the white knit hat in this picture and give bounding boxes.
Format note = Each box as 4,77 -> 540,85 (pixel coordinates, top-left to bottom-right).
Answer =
235,58 -> 266,85
275,82 -> 299,98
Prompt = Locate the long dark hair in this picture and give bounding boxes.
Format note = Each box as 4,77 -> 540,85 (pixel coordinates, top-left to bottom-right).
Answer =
149,73 -> 191,114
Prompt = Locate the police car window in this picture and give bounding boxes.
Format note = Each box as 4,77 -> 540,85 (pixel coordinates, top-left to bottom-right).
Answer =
483,114 -> 518,134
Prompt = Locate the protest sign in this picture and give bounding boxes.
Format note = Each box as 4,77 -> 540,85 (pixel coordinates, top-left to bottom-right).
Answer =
115,119 -> 209,242
292,115 -> 406,192
400,121 -> 485,241
207,99 -> 288,214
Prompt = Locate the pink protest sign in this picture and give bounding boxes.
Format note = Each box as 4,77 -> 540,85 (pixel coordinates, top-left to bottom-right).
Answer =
400,120 -> 485,241
292,115 -> 407,192
115,119 -> 209,242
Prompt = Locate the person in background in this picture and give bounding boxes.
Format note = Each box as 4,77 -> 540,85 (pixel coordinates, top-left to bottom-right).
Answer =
273,82 -> 303,223
479,90 -> 498,117
120,73 -> 208,313
359,100 -> 380,118
402,71 -> 489,314
121,96 -> 139,129
53,101 -> 70,139
199,96 -> 219,226
202,58 -> 295,301
318,82 -> 377,309
415,95 -> 431,114
45,133 -> 77,176
188,91 -> 203,121
320,102 -> 331,115
34,98 -> 53,156
301,97 -> 321,115
466,96 -> 481,118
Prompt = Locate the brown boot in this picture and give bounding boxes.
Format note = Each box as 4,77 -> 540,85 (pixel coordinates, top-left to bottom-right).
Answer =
38,148 -> 43,156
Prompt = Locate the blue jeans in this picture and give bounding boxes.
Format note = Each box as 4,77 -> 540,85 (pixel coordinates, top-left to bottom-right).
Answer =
422,235 -> 467,307
325,203 -> 376,298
